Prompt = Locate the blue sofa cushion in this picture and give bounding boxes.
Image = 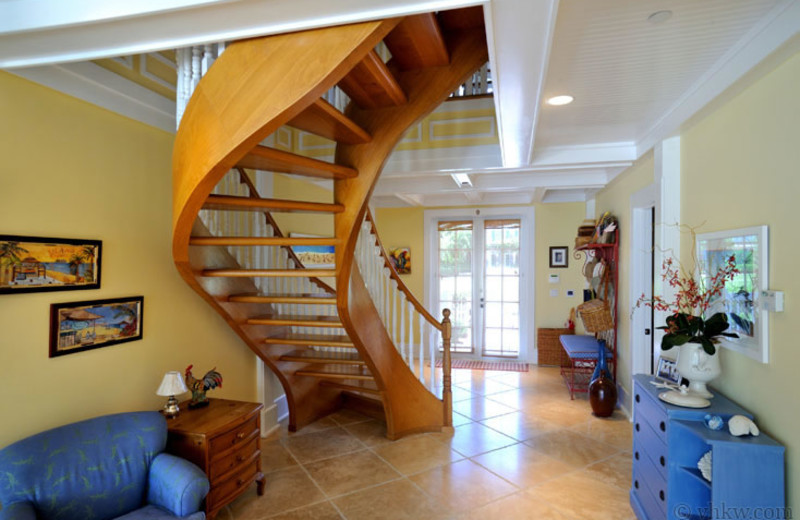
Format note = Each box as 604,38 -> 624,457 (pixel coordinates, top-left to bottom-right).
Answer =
0,412 -> 166,520
146,454 -> 209,517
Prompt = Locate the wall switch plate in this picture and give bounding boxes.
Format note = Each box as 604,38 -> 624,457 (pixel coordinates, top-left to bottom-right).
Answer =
566,290 -> 575,297
550,289 -> 559,297
759,290 -> 784,312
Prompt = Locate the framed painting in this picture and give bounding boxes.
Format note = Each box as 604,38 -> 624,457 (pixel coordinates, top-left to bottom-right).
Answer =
0,235 -> 101,294
549,246 -> 568,268
289,232 -> 335,269
656,357 -> 680,384
389,247 -> 411,274
696,225 -> 769,363
50,296 -> 144,357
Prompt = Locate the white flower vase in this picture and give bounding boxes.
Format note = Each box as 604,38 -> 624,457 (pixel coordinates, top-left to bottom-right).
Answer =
676,343 -> 721,398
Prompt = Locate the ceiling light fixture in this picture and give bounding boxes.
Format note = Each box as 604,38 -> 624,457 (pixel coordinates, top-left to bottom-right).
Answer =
451,173 -> 472,188
546,95 -> 574,106
648,10 -> 673,24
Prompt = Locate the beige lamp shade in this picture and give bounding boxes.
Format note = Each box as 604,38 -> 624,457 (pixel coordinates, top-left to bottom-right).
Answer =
156,371 -> 188,396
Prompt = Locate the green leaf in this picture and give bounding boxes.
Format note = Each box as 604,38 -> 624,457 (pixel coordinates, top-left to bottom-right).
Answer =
700,337 -> 716,355
661,333 -> 691,350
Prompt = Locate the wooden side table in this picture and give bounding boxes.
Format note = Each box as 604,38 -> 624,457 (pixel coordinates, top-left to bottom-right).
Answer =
165,399 -> 265,519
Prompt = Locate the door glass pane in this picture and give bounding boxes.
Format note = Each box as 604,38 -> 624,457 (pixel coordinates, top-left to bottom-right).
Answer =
483,219 -> 521,357
439,221 -> 473,353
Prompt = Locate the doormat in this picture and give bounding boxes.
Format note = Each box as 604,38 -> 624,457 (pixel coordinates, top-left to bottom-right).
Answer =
434,359 -> 529,372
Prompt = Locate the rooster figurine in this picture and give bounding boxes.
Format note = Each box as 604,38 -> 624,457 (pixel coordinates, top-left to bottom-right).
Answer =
185,365 -> 223,409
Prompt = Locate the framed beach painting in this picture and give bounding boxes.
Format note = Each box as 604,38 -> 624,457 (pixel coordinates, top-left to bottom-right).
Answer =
50,296 -> 144,357
289,232 -> 335,269
0,235 -> 101,294
696,226 -> 769,363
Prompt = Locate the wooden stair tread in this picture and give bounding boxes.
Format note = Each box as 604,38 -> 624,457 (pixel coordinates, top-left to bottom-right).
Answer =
247,314 -> 342,327
384,14 -> 449,70
321,381 -> 381,396
202,268 -> 336,278
263,333 -> 354,347
229,293 -> 336,304
237,146 -> 358,180
190,236 -> 338,247
280,350 -> 365,365
338,50 -> 407,109
287,98 -> 371,145
203,195 -> 344,214
296,368 -> 374,381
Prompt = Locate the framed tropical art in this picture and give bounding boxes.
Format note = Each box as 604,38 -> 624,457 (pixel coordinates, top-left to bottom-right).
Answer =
0,235 -> 101,294
49,296 -> 144,357
289,232 -> 335,269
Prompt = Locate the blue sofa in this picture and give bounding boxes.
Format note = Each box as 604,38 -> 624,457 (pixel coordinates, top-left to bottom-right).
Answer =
0,412 -> 210,520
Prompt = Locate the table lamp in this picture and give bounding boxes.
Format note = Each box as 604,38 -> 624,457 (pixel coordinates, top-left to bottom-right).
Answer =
156,371 -> 188,418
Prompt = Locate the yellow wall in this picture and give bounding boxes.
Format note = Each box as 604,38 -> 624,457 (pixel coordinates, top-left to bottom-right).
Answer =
0,72 -> 257,449
679,50 -> 800,508
271,174 -> 334,237
374,202 -> 588,359
594,151 -> 655,399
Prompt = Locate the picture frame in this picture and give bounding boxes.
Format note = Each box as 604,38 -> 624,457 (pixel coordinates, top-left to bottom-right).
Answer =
389,247 -> 411,274
50,296 -> 144,358
656,356 -> 680,384
696,226 -> 769,363
549,246 -> 568,268
0,235 -> 101,294
288,232 -> 335,269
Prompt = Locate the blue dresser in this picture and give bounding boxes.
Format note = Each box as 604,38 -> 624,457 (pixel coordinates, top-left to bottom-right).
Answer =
631,374 -> 785,520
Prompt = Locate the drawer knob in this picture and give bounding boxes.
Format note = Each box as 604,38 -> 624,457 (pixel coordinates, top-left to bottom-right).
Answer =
659,421 -> 666,432
634,480 -> 639,489
635,452 -> 640,460
635,423 -> 640,432
635,394 -> 640,403
236,431 -> 246,439
660,456 -> 665,467
237,478 -> 245,486
237,454 -> 245,462
659,490 -> 665,501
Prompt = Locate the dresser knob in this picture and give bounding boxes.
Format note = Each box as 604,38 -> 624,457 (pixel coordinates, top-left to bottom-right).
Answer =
659,490 -> 665,501
236,432 -> 245,440
660,421 -> 666,432
635,452 -> 640,460
660,456 -> 665,466
237,479 -> 245,486
635,394 -> 640,403
634,480 -> 639,489
635,423 -> 640,432
237,454 -> 245,462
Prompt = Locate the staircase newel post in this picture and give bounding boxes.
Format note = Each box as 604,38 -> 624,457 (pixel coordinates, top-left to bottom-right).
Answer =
441,308 -> 454,433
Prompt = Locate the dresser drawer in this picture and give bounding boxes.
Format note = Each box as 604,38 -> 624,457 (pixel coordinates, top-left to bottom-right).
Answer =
634,384 -> 668,443
634,424 -> 668,481
209,414 -> 259,454
206,456 -> 260,511
209,435 -> 259,482
632,464 -> 666,520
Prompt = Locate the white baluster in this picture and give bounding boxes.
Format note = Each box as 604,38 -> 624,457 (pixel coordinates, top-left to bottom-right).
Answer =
419,311 -> 425,385
399,299 -> 406,362
408,301 -> 415,378
191,46 -> 202,91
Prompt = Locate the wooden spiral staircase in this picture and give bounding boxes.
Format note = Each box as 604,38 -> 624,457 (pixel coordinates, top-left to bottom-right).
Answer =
172,7 -> 488,439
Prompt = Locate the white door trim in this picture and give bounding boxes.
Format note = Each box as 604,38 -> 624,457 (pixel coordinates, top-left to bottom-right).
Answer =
424,206 -> 536,361
630,184 -> 656,376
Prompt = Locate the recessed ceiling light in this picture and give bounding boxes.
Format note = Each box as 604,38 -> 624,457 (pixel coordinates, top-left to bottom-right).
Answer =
648,10 -> 673,24
546,95 -> 574,106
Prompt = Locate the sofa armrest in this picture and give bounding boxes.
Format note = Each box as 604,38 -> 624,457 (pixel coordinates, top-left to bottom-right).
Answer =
146,453 -> 210,517
0,501 -> 37,520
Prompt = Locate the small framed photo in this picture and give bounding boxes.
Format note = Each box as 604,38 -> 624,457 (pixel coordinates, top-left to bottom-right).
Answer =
50,296 -> 144,358
549,246 -> 568,268
656,357 -> 680,384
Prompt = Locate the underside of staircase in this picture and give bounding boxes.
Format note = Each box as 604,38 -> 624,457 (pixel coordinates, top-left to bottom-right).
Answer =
172,7 -> 488,440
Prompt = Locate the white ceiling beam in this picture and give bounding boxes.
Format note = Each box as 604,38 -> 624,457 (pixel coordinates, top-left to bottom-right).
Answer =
0,0 -> 482,68
531,187 -> 547,204
485,0 -> 559,168
532,142 -> 637,167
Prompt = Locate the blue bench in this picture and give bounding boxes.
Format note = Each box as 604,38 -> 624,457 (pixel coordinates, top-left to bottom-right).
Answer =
559,334 -> 613,399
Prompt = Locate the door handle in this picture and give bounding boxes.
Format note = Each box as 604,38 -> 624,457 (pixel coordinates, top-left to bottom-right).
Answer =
644,328 -> 651,335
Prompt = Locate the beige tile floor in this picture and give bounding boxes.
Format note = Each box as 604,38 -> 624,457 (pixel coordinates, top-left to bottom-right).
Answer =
219,366 -> 635,520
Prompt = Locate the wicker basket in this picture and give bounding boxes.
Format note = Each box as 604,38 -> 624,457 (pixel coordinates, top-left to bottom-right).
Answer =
577,299 -> 614,332
575,236 -> 592,248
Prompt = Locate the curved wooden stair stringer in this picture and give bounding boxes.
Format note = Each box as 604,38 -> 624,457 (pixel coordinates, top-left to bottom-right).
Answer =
335,27 -> 489,438
173,20 -> 400,432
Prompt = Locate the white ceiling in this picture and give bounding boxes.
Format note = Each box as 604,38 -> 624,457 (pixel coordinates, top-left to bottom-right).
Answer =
2,0 -> 799,207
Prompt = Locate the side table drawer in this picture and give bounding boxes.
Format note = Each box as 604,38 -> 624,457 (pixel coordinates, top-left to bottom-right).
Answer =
634,384 -> 668,442
209,435 -> 259,482
210,414 -> 259,454
634,425 -> 668,481
633,465 -> 666,520
207,456 -> 260,511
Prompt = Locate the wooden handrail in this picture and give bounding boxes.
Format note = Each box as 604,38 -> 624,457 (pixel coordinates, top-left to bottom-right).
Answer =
364,209 -> 442,331
235,168 -> 335,294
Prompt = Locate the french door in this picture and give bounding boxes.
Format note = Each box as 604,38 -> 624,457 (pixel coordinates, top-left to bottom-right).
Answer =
427,208 -> 533,359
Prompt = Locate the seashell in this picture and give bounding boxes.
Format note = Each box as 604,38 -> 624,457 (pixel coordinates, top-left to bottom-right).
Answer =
728,415 -> 760,436
697,450 -> 712,481
703,414 -> 724,431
